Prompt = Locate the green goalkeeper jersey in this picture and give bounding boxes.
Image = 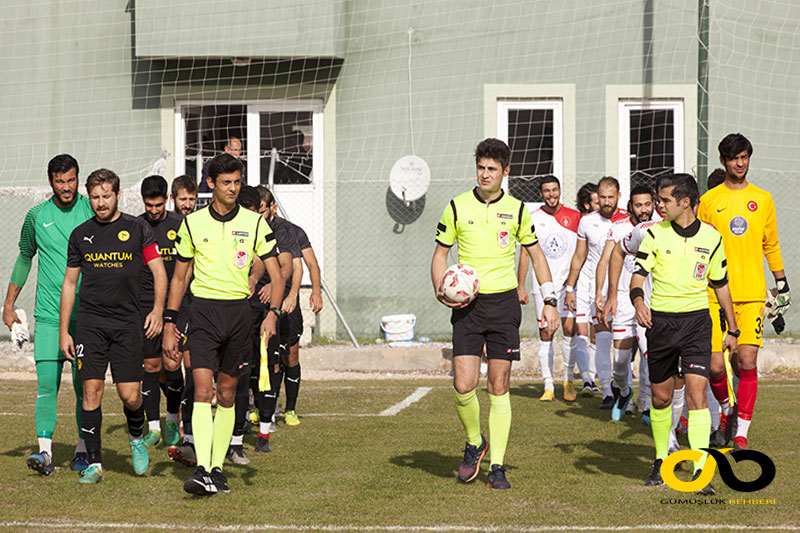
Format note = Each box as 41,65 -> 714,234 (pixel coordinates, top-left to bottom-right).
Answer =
13,195 -> 93,324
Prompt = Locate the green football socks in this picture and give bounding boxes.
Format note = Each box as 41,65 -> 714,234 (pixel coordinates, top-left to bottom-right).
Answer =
211,405 -> 236,470
489,392 -> 511,466
453,389 -> 481,446
650,404 -> 672,461
688,408 -> 712,472
192,402 -> 213,470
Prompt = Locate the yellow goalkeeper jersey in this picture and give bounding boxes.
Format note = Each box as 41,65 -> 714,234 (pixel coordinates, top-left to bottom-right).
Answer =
698,182 -> 783,303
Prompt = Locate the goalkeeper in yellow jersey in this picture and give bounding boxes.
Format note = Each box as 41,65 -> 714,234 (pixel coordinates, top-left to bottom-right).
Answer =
698,133 -> 789,451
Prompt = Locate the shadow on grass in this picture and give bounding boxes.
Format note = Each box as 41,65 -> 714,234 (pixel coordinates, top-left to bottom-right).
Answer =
554,439 -> 653,481
389,450 -> 460,478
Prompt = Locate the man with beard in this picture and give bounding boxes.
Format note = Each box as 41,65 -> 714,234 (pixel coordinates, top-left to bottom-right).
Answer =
4,154 -> 94,475
517,176 -> 588,402
171,175 -> 198,217
137,175 -> 185,448
565,177 -> 628,408
60,169 -> 167,483
595,186 -> 658,420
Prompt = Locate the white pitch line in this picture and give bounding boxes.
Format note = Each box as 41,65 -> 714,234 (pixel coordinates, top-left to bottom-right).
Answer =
379,386 -> 432,416
0,522 -> 798,532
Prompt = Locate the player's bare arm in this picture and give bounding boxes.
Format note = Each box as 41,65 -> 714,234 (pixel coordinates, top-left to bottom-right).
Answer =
163,258 -> 191,361
431,243 -> 468,309
630,272 -> 651,329
564,238 -> 588,312
260,256 -> 284,340
249,255 -> 266,297
2,283 -> 23,330
301,246 -> 324,313
281,256 -> 301,315
143,255 -> 167,340
58,266 -> 81,360
594,240 -> 615,314
602,243 -> 625,328
526,242 -> 559,337
712,282 -> 739,354
517,250 -> 530,305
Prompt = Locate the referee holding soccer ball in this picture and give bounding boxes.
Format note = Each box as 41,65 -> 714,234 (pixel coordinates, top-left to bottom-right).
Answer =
430,138 -> 558,490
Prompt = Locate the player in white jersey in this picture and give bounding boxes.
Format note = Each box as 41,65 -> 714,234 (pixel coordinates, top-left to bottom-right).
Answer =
594,186 -> 657,420
518,176 -> 588,402
565,177 -> 628,408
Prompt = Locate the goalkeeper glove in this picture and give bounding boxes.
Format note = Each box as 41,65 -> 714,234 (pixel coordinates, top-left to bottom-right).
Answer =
766,284 -> 789,334
775,277 -> 791,311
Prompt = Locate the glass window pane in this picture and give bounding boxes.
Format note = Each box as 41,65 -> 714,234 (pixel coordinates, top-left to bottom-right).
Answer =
507,108 -> 554,202
258,111 -> 314,185
629,109 -> 674,191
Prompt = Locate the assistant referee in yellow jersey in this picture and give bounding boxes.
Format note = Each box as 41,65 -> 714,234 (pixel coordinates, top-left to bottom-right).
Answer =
431,138 -> 558,490
163,154 -> 284,495
631,173 -> 738,495
698,133 -> 788,452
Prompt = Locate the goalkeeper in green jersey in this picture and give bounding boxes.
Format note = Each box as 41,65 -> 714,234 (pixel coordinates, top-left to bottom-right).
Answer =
2,154 -> 94,475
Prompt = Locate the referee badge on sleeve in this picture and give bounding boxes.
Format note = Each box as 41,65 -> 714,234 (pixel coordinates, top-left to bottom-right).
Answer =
234,249 -> 249,269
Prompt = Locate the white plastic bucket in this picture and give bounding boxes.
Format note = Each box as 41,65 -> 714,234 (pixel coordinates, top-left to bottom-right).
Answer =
380,314 -> 416,342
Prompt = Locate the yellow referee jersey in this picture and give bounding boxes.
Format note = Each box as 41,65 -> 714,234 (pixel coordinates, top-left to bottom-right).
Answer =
635,219 -> 727,313
436,188 -> 538,294
698,182 -> 783,303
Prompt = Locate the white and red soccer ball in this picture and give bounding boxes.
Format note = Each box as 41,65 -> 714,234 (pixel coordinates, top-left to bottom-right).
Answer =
440,264 -> 480,304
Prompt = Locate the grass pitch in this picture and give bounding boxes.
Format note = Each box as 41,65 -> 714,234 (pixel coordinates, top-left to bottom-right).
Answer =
0,377 -> 798,532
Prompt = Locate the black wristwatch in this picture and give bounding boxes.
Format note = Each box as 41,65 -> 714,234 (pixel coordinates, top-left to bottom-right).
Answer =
268,307 -> 282,318
727,329 -> 741,338
543,297 -> 558,308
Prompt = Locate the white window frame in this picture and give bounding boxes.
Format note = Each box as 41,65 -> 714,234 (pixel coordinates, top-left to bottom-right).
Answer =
174,99 -> 324,192
618,99 -> 684,203
496,99 -> 564,208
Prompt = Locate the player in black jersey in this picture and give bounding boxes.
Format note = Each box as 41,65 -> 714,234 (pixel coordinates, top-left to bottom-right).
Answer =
167,175 -> 199,466
137,175 -> 185,449
59,169 -> 167,483
256,187 -> 323,428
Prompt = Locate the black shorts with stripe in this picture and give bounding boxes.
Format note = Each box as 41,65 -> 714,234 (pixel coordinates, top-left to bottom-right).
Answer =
645,309 -> 712,383
451,289 -> 521,360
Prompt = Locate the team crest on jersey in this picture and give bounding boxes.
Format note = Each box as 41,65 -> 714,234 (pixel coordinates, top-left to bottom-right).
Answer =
234,249 -> 249,268
694,262 -> 708,280
624,254 -> 636,273
498,229 -> 510,248
561,216 -> 571,226
167,230 -> 177,240
730,216 -> 748,236
118,230 -> 130,242
747,201 -> 758,212
543,234 -> 567,259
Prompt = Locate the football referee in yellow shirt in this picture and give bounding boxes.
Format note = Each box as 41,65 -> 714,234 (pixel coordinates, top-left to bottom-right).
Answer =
163,154 -> 284,495
431,138 -> 558,490
698,133 -> 789,451
631,173 -> 738,495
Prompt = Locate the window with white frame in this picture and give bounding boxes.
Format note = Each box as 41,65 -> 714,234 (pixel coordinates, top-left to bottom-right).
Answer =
497,99 -> 563,204
618,100 -> 684,199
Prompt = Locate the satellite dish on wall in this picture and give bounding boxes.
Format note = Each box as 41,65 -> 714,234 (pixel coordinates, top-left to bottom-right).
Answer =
389,155 -> 430,206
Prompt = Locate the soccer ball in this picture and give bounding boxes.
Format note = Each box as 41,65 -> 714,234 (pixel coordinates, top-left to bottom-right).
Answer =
440,264 -> 480,304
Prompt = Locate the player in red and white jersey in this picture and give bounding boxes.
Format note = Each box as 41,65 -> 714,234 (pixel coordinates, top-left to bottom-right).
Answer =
565,177 -> 628,408
595,186 -> 658,420
518,176 -> 588,402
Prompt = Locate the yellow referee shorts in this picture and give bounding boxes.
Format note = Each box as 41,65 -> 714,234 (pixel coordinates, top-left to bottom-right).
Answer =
709,300 -> 765,351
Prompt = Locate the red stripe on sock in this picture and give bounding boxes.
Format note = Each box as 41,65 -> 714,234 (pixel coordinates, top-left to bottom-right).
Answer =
737,367 -> 758,421
709,372 -> 729,404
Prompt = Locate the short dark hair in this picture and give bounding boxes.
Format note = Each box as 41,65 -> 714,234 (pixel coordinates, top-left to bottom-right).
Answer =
475,138 -> 511,170
657,173 -> 699,208
538,175 -> 560,192
171,174 -> 197,197
86,168 -> 120,194
141,175 -> 168,200
237,185 -> 261,211
207,153 -> 244,182
630,185 -> 655,202
255,185 -> 273,206
597,176 -> 620,192
47,154 -> 79,181
718,133 -> 753,161
707,168 -> 727,190
576,182 -> 598,215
